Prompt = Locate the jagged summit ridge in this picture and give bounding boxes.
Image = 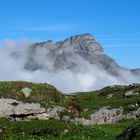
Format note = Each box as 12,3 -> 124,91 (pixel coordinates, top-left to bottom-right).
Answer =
25,33 -> 106,71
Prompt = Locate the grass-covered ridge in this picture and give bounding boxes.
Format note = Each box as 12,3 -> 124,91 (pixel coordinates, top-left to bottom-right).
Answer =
74,84 -> 140,117
0,81 -> 64,107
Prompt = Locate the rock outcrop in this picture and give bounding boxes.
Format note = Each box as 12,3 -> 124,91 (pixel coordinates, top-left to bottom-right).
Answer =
72,107 -> 124,125
0,98 -> 66,121
0,98 -> 45,120
125,90 -> 139,97
90,107 -> 123,125
46,106 -> 65,120
125,107 -> 140,119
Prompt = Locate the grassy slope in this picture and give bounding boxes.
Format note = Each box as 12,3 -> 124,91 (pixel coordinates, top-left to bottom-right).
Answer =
0,81 -> 140,140
74,85 -> 140,117
0,81 -> 64,108
0,118 -> 139,140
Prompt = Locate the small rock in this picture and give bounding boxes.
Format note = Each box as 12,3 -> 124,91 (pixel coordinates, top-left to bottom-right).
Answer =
36,113 -> 50,120
27,113 -> 50,120
107,94 -> 113,99
0,128 -> 3,133
62,115 -> 70,121
83,108 -> 89,112
21,87 -> 32,97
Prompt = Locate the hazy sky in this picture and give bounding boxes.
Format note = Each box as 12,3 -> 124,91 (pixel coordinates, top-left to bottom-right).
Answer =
0,0 -> 140,68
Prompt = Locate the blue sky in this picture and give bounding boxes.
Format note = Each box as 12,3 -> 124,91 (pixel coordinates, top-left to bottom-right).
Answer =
0,0 -> 140,68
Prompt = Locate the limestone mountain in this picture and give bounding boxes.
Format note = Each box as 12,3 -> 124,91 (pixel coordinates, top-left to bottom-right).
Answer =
24,33 -> 140,80
24,33 -> 120,75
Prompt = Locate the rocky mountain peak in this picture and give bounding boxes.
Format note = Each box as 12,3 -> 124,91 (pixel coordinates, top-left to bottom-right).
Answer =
24,33 -> 115,72
70,33 -> 94,43
61,33 -> 95,46
57,33 -> 103,56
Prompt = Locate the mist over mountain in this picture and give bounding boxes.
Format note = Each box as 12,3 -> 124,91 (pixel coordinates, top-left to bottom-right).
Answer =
0,33 -> 140,93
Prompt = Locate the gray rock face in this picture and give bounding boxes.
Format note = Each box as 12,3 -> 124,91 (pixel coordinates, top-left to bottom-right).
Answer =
0,98 -> 45,119
90,107 -> 123,124
0,99 -> 20,117
13,103 -> 45,116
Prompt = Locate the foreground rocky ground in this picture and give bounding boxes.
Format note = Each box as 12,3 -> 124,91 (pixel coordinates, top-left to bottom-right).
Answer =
0,81 -> 140,139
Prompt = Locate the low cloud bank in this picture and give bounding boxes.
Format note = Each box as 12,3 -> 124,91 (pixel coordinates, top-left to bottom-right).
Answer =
0,39 -> 139,93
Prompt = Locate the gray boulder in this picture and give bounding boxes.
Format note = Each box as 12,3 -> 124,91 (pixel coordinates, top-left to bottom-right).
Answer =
21,87 -> 32,97
90,107 -> 123,124
0,99 -> 20,117
46,106 -> 64,120
0,98 -> 45,119
13,103 -> 45,116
